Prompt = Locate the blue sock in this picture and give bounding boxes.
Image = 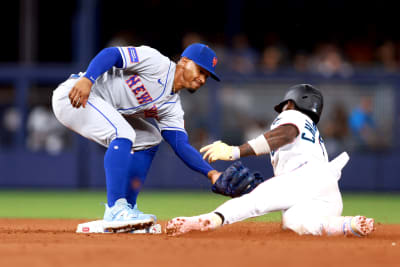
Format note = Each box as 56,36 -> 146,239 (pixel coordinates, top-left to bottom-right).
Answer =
126,145 -> 159,207
104,138 -> 133,207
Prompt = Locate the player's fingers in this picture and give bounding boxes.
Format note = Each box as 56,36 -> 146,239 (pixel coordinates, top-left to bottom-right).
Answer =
203,147 -> 217,160
200,141 -> 221,153
200,143 -> 216,153
201,146 -> 215,158
202,149 -> 212,160
207,151 -> 220,163
81,95 -> 88,108
73,95 -> 81,108
68,88 -> 77,106
68,87 -> 75,98
209,154 -> 218,163
71,90 -> 82,108
199,146 -> 210,154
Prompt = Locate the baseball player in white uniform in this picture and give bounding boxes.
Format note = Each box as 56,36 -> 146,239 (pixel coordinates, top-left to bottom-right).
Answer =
52,43 -> 224,232
166,84 -> 375,237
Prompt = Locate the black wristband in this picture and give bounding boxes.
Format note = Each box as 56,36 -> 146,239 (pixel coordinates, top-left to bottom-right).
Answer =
214,212 -> 225,225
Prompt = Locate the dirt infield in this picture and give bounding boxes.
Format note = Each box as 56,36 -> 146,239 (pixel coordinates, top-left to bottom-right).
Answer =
0,219 -> 399,267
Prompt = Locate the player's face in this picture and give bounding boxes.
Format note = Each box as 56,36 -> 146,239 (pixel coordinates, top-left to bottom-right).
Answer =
181,59 -> 210,91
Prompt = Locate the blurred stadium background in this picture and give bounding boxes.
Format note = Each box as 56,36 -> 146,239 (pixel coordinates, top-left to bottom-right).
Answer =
0,0 -> 399,217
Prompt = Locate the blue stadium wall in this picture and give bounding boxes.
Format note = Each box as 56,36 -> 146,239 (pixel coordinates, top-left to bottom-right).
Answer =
1,142 -> 399,191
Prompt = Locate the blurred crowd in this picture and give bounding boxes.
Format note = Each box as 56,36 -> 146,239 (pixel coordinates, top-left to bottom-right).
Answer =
106,31 -> 400,77
320,96 -> 387,156
0,104 -> 70,154
0,32 -> 396,154
107,31 -> 400,78
185,93 -> 389,157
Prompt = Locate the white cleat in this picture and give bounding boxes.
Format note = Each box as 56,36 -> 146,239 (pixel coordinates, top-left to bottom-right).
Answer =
350,216 -> 375,236
166,216 -> 215,236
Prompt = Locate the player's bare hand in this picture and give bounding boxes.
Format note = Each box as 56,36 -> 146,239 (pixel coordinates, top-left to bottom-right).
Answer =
207,170 -> 222,184
68,77 -> 93,108
200,141 -> 239,163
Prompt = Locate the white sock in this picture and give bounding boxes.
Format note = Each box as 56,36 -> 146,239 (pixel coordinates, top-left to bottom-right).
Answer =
321,216 -> 352,236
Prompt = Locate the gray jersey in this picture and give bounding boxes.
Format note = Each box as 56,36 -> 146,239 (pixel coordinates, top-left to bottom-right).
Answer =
52,46 -> 186,150
92,46 -> 186,134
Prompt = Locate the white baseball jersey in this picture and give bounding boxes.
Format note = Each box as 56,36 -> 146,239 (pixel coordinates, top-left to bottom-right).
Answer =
214,109 -> 349,236
269,110 -> 328,176
92,46 -> 185,133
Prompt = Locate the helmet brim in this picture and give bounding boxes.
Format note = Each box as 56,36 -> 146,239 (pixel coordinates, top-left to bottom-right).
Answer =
274,101 -> 288,113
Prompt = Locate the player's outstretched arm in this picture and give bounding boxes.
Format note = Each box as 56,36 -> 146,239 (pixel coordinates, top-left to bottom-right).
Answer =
162,130 -> 220,183
200,124 -> 298,163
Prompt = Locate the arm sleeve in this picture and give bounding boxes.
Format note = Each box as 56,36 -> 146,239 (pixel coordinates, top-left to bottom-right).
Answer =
83,47 -> 123,83
270,110 -> 307,132
162,130 -> 214,177
117,46 -> 166,72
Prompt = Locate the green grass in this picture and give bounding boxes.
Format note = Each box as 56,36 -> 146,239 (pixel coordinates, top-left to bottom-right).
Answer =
0,190 -> 399,223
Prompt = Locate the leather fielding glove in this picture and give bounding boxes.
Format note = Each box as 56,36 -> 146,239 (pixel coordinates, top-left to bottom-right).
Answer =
212,161 -> 268,198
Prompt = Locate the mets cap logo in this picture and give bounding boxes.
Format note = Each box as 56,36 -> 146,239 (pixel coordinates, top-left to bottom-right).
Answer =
212,57 -> 218,67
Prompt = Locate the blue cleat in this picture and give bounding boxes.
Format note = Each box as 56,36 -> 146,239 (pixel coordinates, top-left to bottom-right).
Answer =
103,198 -> 154,233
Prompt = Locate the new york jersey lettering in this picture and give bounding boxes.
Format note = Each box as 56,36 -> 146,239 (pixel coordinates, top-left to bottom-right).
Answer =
125,74 -> 159,116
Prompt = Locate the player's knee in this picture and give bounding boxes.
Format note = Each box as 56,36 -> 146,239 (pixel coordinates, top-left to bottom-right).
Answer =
282,216 -> 324,236
51,95 -> 65,123
115,130 -> 136,145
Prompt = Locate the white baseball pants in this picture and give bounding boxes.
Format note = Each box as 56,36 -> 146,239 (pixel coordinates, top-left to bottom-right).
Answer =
215,153 -> 349,235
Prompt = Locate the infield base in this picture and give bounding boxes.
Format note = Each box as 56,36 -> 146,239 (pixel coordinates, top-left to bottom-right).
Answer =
76,219 -> 162,234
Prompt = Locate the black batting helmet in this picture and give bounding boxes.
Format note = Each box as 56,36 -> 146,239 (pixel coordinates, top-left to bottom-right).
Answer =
274,84 -> 323,124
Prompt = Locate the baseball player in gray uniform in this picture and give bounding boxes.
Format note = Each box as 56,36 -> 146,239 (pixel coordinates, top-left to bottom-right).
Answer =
166,84 -> 375,237
52,43 -> 226,232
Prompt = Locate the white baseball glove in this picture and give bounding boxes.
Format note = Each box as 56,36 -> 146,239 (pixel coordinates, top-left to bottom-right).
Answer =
200,140 -> 240,163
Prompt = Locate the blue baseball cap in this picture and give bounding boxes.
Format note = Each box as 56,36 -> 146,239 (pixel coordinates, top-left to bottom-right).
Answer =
181,43 -> 221,81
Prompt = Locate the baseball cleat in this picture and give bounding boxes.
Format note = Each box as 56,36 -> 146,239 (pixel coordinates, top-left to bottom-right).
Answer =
166,214 -> 219,236
133,204 -> 157,223
103,198 -> 154,233
349,216 -> 375,237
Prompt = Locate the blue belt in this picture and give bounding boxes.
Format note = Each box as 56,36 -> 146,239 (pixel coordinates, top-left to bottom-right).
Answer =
69,74 -> 81,79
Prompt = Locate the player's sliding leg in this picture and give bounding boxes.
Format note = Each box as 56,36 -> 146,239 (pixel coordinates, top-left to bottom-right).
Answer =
284,215 -> 374,237
282,201 -> 374,237
166,163 -> 371,237
167,172 -> 304,236
126,145 -> 159,222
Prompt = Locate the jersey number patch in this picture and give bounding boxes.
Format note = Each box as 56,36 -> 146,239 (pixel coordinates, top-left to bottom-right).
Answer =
301,120 -> 317,143
301,120 -> 326,156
